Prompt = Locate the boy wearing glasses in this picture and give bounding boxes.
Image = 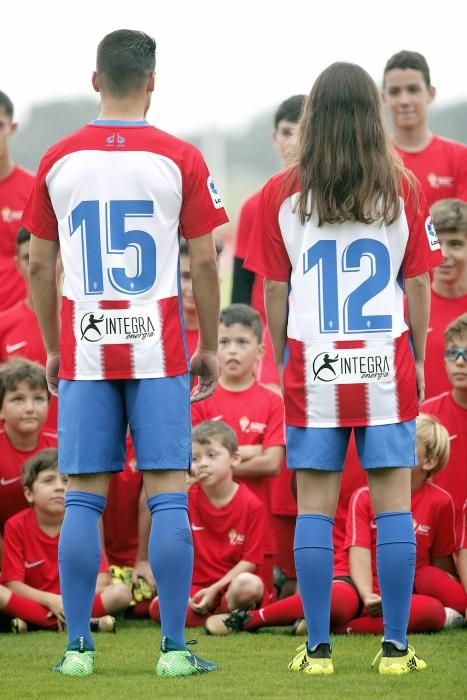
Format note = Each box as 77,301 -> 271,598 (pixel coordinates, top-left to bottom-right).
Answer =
421,313 -> 467,541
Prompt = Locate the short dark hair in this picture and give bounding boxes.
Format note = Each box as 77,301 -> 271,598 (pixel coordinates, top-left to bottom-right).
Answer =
22,448 -> 58,489
192,420 -> 238,455
0,358 -> 49,408
431,199 -> 467,234
219,304 -> 262,343
274,95 -> 306,128
96,29 -> 156,97
179,237 -> 223,258
383,51 -> 431,87
16,227 -> 31,249
0,91 -> 14,119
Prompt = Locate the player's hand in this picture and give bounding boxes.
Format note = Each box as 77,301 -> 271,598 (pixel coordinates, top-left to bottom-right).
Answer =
189,586 -> 218,615
45,592 -> 66,630
363,592 -> 382,617
190,349 -> 219,403
415,361 -> 425,405
131,560 -> 156,595
46,352 -> 60,397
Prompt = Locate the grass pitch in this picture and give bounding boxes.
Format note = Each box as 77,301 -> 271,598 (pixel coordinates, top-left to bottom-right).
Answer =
0,620 -> 465,699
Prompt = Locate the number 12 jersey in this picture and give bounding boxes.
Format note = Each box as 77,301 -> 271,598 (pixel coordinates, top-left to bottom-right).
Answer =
22,120 -> 228,381
245,171 -> 443,428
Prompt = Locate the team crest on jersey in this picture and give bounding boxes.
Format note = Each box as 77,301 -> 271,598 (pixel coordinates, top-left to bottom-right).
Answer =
413,519 -> 431,536
238,416 -> 267,434
77,307 -> 157,345
425,216 -> 440,251
427,173 -> 453,189
310,348 -> 393,385
207,176 -> 223,209
229,529 -> 245,546
1,207 -> 23,223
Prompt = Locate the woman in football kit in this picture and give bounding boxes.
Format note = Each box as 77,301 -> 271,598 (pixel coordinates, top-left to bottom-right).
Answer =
245,62 -> 443,676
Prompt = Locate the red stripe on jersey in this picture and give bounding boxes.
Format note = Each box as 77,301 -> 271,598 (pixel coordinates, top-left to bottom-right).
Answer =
284,339 -> 307,420
99,300 -> 133,379
158,297 -> 188,373
394,331 -> 417,421
334,340 -> 368,426
60,297 -> 77,379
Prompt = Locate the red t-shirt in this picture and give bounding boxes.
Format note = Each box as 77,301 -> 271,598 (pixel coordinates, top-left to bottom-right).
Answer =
345,482 -> 457,593
1,507 -> 108,592
0,299 -> 58,430
0,428 -> 57,533
191,381 -> 285,554
189,482 -> 265,586
0,166 -> 34,311
396,136 -> 467,208
421,391 -> 467,540
103,437 -> 143,567
424,289 -> 467,400
185,327 -> 199,360
235,190 -> 265,322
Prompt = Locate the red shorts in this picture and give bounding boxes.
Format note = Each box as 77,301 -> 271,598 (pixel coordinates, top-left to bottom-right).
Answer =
273,515 -> 296,579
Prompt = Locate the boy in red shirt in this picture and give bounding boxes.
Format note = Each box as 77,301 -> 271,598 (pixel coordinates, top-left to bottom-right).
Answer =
0,229 -> 58,428
422,313 -> 467,539
191,304 -> 285,594
382,51 -> 467,208
341,414 -> 464,634
0,358 -> 57,562
0,91 -> 34,311
424,203 -> 467,399
150,421 -> 265,626
457,501 -> 467,612
0,448 -> 132,631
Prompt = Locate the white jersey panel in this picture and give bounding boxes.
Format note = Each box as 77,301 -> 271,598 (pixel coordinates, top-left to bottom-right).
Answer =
46,150 -> 183,304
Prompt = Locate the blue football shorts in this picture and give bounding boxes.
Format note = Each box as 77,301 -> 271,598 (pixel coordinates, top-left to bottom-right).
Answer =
286,420 -> 416,471
58,374 -> 191,475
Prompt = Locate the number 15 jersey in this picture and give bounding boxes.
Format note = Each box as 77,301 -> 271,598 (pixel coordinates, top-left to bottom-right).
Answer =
21,121 -> 228,381
244,171 -> 443,428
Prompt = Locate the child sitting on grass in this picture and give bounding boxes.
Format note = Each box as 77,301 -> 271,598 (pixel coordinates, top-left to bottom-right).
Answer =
150,421 -> 265,626
0,448 -> 132,632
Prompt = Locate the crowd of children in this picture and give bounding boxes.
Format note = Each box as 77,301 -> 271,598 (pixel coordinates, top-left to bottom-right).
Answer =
0,48 -> 466,639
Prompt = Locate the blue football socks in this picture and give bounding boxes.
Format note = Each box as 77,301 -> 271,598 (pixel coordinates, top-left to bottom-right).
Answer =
294,513 -> 334,651
58,491 -> 106,650
375,511 -> 416,650
147,492 -> 193,647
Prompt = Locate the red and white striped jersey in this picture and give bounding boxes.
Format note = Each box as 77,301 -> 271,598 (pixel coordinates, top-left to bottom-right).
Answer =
21,121 -> 228,380
245,171 -> 444,428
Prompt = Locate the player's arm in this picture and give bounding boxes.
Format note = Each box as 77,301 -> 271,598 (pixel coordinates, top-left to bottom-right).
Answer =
405,272 -> 431,404
28,235 -> 61,395
233,445 -> 284,479
348,546 -> 382,616
190,560 -> 256,615
6,580 -> 65,626
264,279 -> 288,381
187,232 -> 220,402
238,445 -> 263,460
131,486 -> 156,592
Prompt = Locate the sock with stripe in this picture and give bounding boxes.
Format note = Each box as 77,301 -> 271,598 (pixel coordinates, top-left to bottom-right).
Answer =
376,510 -> 416,650
147,492 -> 193,647
294,513 -> 334,651
58,491 -> 106,650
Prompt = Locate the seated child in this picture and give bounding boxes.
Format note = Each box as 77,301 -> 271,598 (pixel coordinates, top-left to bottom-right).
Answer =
150,421 -> 265,626
457,500 -> 467,617
0,358 -> 57,562
0,448 -> 132,632
340,414 -> 463,634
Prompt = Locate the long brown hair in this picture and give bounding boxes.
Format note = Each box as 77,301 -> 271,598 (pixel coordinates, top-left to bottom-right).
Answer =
295,62 -> 406,227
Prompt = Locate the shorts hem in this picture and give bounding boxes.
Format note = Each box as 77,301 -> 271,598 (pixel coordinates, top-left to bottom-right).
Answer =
136,462 -> 190,471
286,412 -> 418,428
59,463 -> 124,475
287,462 -> 344,472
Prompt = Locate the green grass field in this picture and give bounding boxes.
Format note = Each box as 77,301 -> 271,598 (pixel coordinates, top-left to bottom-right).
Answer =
0,621 -> 465,699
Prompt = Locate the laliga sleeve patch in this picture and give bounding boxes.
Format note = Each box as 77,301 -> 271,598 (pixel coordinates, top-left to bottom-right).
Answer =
207,176 -> 224,209
425,216 -> 440,251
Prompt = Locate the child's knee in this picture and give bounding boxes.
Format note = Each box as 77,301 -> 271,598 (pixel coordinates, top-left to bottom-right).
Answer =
227,572 -> 264,609
108,582 -> 133,609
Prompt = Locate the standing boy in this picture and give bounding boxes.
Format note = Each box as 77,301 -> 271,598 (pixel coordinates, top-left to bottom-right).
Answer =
382,51 -> 467,207
23,30 -> 227,677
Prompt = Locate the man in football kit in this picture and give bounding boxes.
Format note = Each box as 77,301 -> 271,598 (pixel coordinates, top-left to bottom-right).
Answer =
245,63 -> 443,676
0,91 -> 34,311
382,51 -> 467,208
23,30 -> 228,678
